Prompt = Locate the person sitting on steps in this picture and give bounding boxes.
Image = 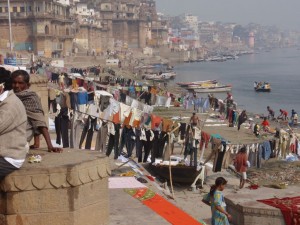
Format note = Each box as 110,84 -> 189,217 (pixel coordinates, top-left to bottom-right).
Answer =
11,70 -> 63,153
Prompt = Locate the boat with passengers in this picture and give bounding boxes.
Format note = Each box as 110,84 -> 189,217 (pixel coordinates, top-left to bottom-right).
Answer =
254,81 -> 271,92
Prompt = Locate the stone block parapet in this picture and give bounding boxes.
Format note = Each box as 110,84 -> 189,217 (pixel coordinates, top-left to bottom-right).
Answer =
225,186 -> 299,225
0,149 -> 110,225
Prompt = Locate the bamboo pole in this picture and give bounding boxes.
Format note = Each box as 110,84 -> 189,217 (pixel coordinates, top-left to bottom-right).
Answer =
166,124 -> 181,199
197,112 -> 210,161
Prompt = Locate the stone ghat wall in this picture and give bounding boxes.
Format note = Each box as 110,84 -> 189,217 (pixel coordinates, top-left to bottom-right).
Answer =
226,198 -> 285,225
0,150 -> 110,225
224,187 -> 300,225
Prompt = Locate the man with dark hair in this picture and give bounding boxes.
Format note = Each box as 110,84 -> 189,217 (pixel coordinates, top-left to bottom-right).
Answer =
0,67 -> 13,89
291,109 -> 298,125
261,117 -> 270,131
267,106 -> 275,120
190,112 -> 200,127
11,70 -> 62,153
234,147 -> 248,189
0,67 -> 28,180
278,109 -> 288,121
237,110 -> 247,131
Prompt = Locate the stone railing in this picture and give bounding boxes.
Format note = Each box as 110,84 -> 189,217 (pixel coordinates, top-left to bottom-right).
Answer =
224,188 -> 295,225
0,149 -> 110,225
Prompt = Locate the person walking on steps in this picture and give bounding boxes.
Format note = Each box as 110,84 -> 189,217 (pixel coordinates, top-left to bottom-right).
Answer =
202,177 -> 232,225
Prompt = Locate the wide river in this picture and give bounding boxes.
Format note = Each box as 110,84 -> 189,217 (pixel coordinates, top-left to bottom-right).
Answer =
174,48 -> 300,115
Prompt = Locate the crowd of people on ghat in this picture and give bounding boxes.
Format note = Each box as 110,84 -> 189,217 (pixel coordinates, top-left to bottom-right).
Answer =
267,106 -> 298,124
1,63 -> 299,225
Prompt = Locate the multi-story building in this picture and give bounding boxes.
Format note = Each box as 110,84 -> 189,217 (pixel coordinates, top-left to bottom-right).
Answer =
184,14 -> 198,34
93,0 -> 156,49
198,21 -> 218,44
0,0 -> 161,57
0,0 -> 74,58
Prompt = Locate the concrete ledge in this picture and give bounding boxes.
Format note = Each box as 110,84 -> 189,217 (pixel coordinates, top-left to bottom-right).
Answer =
225,186 -> 299,225
0,149 -> 110,225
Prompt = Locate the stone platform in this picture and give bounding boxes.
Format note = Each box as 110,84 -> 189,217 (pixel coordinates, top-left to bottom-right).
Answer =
225,186 -> 299,225
0,149 -> 110,225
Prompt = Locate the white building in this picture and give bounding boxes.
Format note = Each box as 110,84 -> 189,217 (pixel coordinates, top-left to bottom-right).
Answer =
185,14 -> 199,34
75,3 -> 95,16
55,0 -> 70,6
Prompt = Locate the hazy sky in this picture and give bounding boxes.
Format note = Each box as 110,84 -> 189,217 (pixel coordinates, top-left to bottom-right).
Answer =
156,0 -> 300,30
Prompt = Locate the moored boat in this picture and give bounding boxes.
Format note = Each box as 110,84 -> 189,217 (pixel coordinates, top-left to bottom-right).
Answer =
187,82 -> 218,90
176,80 -> 218,87
177,79 -> 232,93
148,163 -> 203,184
143,71 -> 176,81
193,85 -> 232,93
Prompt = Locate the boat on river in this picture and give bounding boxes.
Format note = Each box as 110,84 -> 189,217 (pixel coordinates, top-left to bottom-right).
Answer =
143,71 -> 176,81
192,85 -> 232,93
176,80 -> 218,88
185,82 -> 232,93
254,82 -> 271,92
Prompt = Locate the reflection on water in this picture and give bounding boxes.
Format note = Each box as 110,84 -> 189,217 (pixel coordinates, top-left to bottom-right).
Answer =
174,48 -> 300,114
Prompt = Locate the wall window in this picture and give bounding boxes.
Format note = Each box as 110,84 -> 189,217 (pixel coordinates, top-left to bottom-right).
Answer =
66,28 -> 69,35
0,7 -> 2,13
20,7 -> 25,12
45,25 -> 49,34
13,7 -> 17,12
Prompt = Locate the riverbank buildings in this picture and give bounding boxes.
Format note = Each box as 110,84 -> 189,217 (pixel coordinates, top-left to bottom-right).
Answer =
0,0 -> 160,58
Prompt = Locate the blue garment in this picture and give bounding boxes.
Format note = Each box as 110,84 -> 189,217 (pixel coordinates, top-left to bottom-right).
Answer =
70,92 -> 79,110
262,141 -> 271,160
128,86 -> 135,93
194,98 -> 201,108
233,111 -> 238,126
211,134 -> 223,140
259,141 -> 272,161
203,98 -> 210,112
77,91 -> 88,105
203,191 -> 230,225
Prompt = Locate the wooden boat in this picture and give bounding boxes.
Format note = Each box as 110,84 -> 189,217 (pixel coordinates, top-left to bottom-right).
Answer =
176,80 -> 217,87
187,82 -> 217,89
143,72 -> 176,81
148,163 -> 203,184
192,85 -> 232,93
254,82 -> 271,92
255,87 -> 271,92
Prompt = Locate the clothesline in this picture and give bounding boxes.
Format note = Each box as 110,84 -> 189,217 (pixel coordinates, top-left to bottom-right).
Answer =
49,84 -> 272,148
48,79 -> 300,160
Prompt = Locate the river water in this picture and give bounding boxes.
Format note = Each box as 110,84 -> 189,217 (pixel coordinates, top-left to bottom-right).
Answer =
174,48 -> 300,115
